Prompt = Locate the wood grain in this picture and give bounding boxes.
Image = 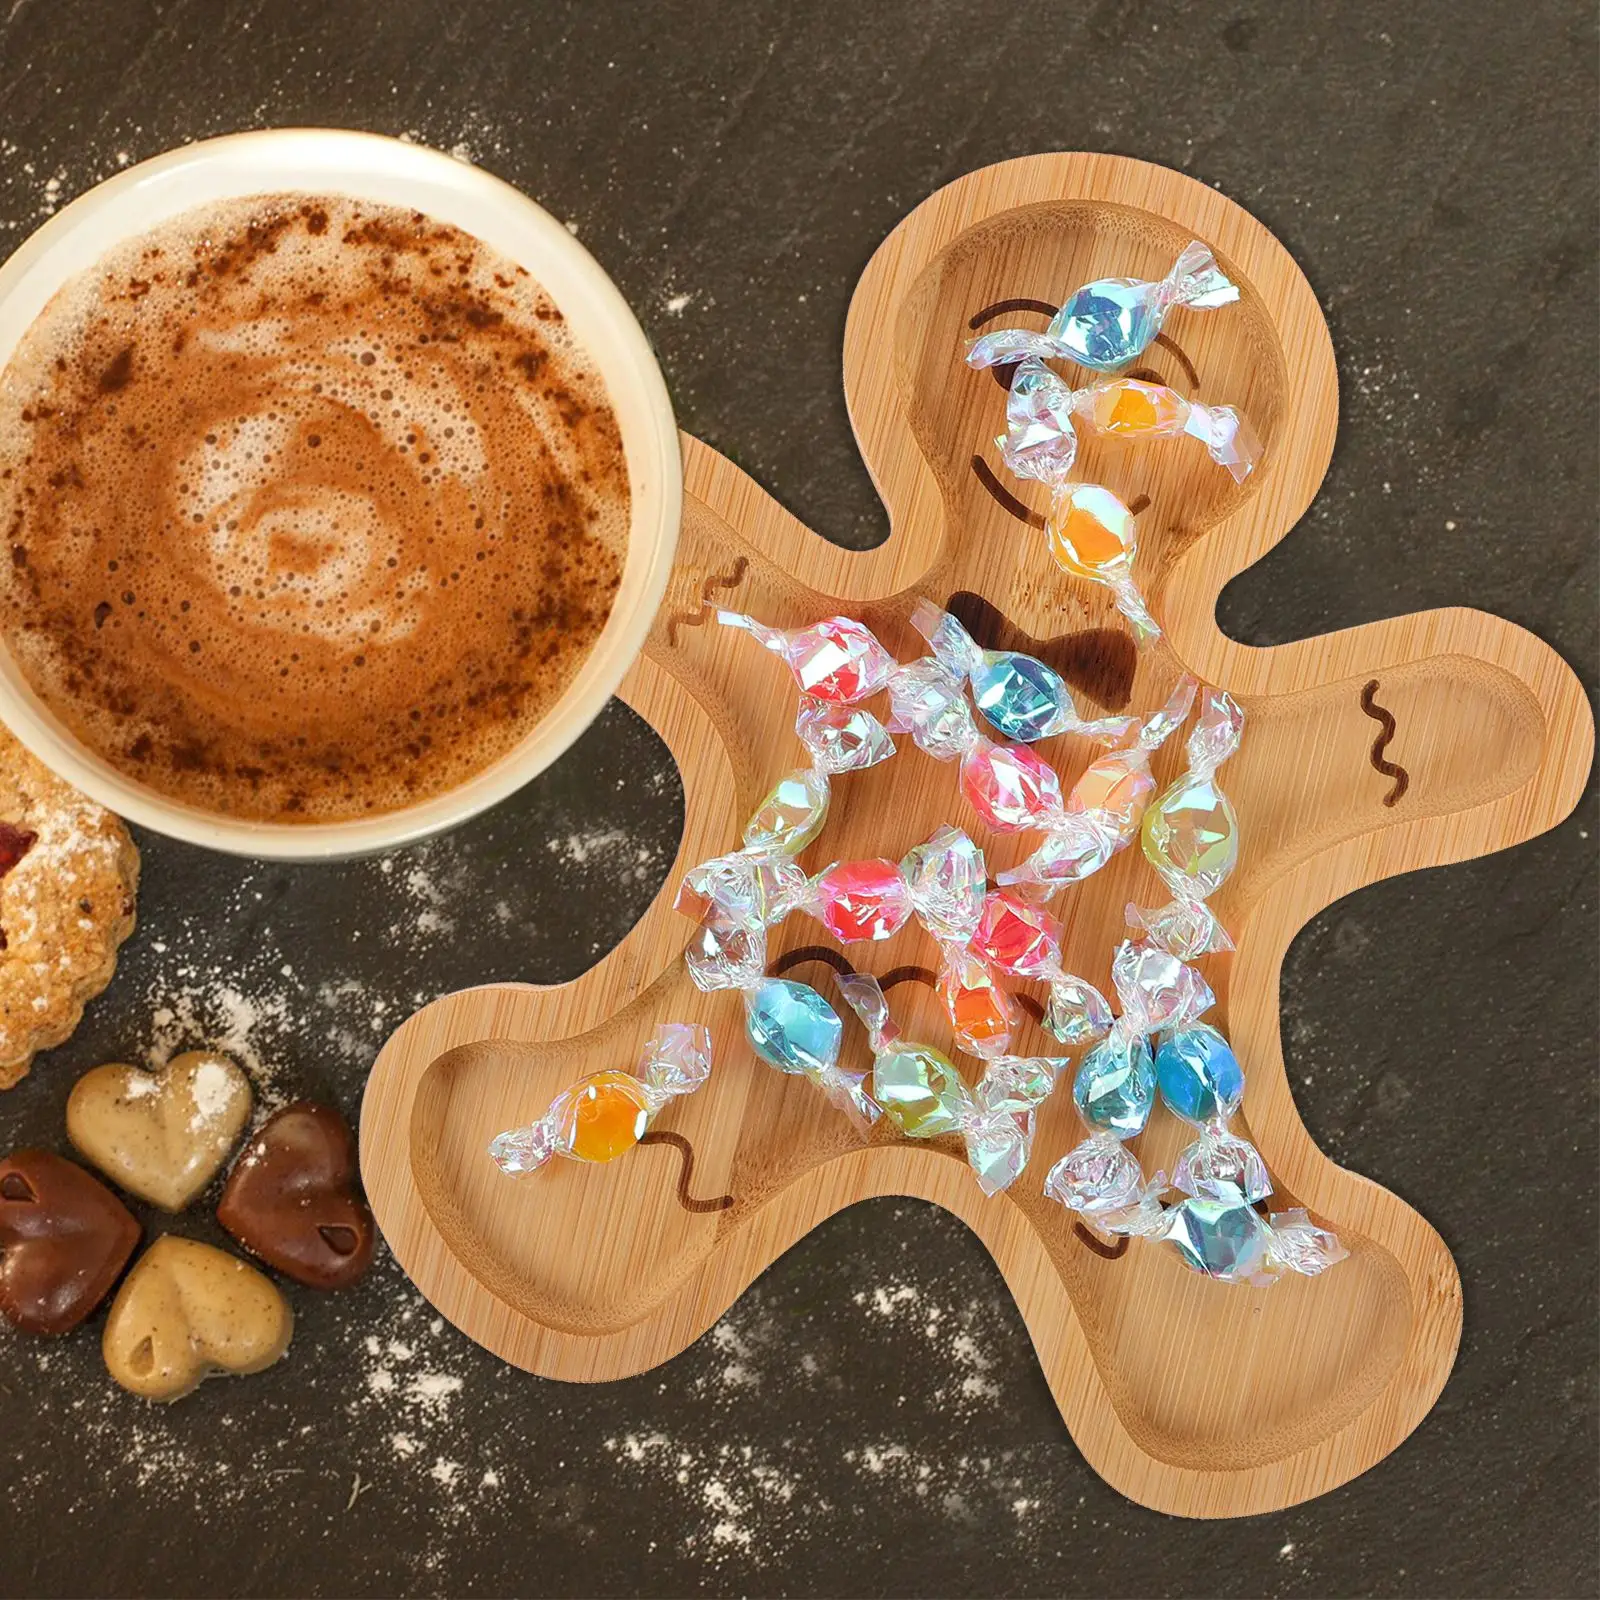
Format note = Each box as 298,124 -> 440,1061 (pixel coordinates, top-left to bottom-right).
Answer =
358,154 -> 1594,1517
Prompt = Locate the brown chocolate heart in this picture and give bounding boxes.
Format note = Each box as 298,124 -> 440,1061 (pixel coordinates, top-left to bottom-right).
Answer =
0,1149 -> 140,1335
217,1103 -> 375,1289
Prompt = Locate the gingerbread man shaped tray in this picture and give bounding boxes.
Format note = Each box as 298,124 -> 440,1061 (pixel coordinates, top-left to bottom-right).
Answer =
359,154 -> 1593,1517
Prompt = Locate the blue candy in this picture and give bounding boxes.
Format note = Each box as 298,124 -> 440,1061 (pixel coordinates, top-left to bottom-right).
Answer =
1163,1197 -> 1274,1282
743,978 -> 842,1077
1073,1031 -> 1155,1138
1050,280 -> 1163,372
970,652 -> 1071,743
1156,1022 -> 1244,1125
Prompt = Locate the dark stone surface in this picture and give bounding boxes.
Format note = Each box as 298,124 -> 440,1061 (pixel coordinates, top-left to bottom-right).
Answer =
0,2 -> 1595,1595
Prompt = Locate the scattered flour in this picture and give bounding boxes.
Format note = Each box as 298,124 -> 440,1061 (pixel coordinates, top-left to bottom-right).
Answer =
601,1279 -> 1055,1569
146,982 -> 292,1115
185,1056 -> 241,1131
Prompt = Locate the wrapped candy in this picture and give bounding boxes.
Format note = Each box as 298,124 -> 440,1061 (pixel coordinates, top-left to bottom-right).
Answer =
743,976 -> 880,1131
933,947 -> 1016,1059
965,886 -> 1116,1052
1041,939 -> 1215,1223
679,693 -> 898,993
716,610 -> 896,704
795,695 -> 897,774
966,240 -> 1239,374
1045,939 -> 1348,1286
489,1024 -> 712,1175
992,359 -> 1258,486
791,857 -> 914,943
970,888 -> 1063,979
836,972 -> 1067,1195
999,676 -> 1196,897
1128,688 -> 1244,957
908,601 -> 1137,747
896,823 -> 1021,1060
1045,483 -> 1160,644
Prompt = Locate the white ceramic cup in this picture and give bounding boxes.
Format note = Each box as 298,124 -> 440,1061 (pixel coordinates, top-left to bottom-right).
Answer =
0,129 -> 681,859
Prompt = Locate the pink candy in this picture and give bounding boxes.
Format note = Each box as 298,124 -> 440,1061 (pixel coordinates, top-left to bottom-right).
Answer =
959,740 -> 1062,832
805,858 -> 914,943
970,890 -> 1063,978
717,611 -> 896,704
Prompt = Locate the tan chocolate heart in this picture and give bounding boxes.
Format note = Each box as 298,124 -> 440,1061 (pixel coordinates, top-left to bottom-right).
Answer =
67,1051 -> 252,1211
102,1234 -> 292,1401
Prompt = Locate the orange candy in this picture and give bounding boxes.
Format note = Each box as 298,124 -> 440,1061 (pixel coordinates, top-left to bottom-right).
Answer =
1088,378 -> 1188,437
1068,747 -> 1158,835
557,1071 -> 654,1163
1046,484 -> 1137,579
937,957 -> 1019,1055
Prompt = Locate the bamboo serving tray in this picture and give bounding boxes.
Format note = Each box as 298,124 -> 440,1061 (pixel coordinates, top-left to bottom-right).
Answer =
359,153 -> 1593,1517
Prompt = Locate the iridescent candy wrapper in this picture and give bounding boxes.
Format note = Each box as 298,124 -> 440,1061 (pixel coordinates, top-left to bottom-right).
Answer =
1045,483 -> 1162,643
1044,1134 -> 1169,1237
999,677 -> 1196,896
1129,687 -> 1244,956
743,977 -> 880,1131
969,888 -> 1062,979
966,240 -> 1239,374
717,610 -> 897,704
795,696 -> 897,774
967,363 -> 1169,639
1161,1198 -> 1348,1285
836,972 -> 1065,1194
935,944 -> 1019,1060
901,824 -> 987,944
961,1052 -> 1068,1195
991,360 -> 1258,487
488,1024 -> 713,1175
1041,972 -> 1114,1048
792,857 -> 914,944
909,601 -> 1137,746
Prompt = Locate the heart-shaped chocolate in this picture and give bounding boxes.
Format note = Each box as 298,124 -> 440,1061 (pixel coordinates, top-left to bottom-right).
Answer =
217,1102 -> 375,1290
67,1051 -> 251,1211
102,1234 -> 293,1402
0,1149 -> 140,1335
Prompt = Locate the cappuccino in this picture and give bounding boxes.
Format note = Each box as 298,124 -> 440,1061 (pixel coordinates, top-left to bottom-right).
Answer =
0,194 -> 629,822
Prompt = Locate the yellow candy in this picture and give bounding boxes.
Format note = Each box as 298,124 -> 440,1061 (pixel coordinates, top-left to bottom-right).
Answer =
556,1070 -> 654,1163
1046,483 -> 1138,580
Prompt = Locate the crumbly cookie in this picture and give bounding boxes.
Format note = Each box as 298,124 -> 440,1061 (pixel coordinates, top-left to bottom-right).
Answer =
0,725 -> 138,1087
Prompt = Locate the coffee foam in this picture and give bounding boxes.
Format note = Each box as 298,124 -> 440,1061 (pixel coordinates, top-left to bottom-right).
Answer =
0,195 -> 629,822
